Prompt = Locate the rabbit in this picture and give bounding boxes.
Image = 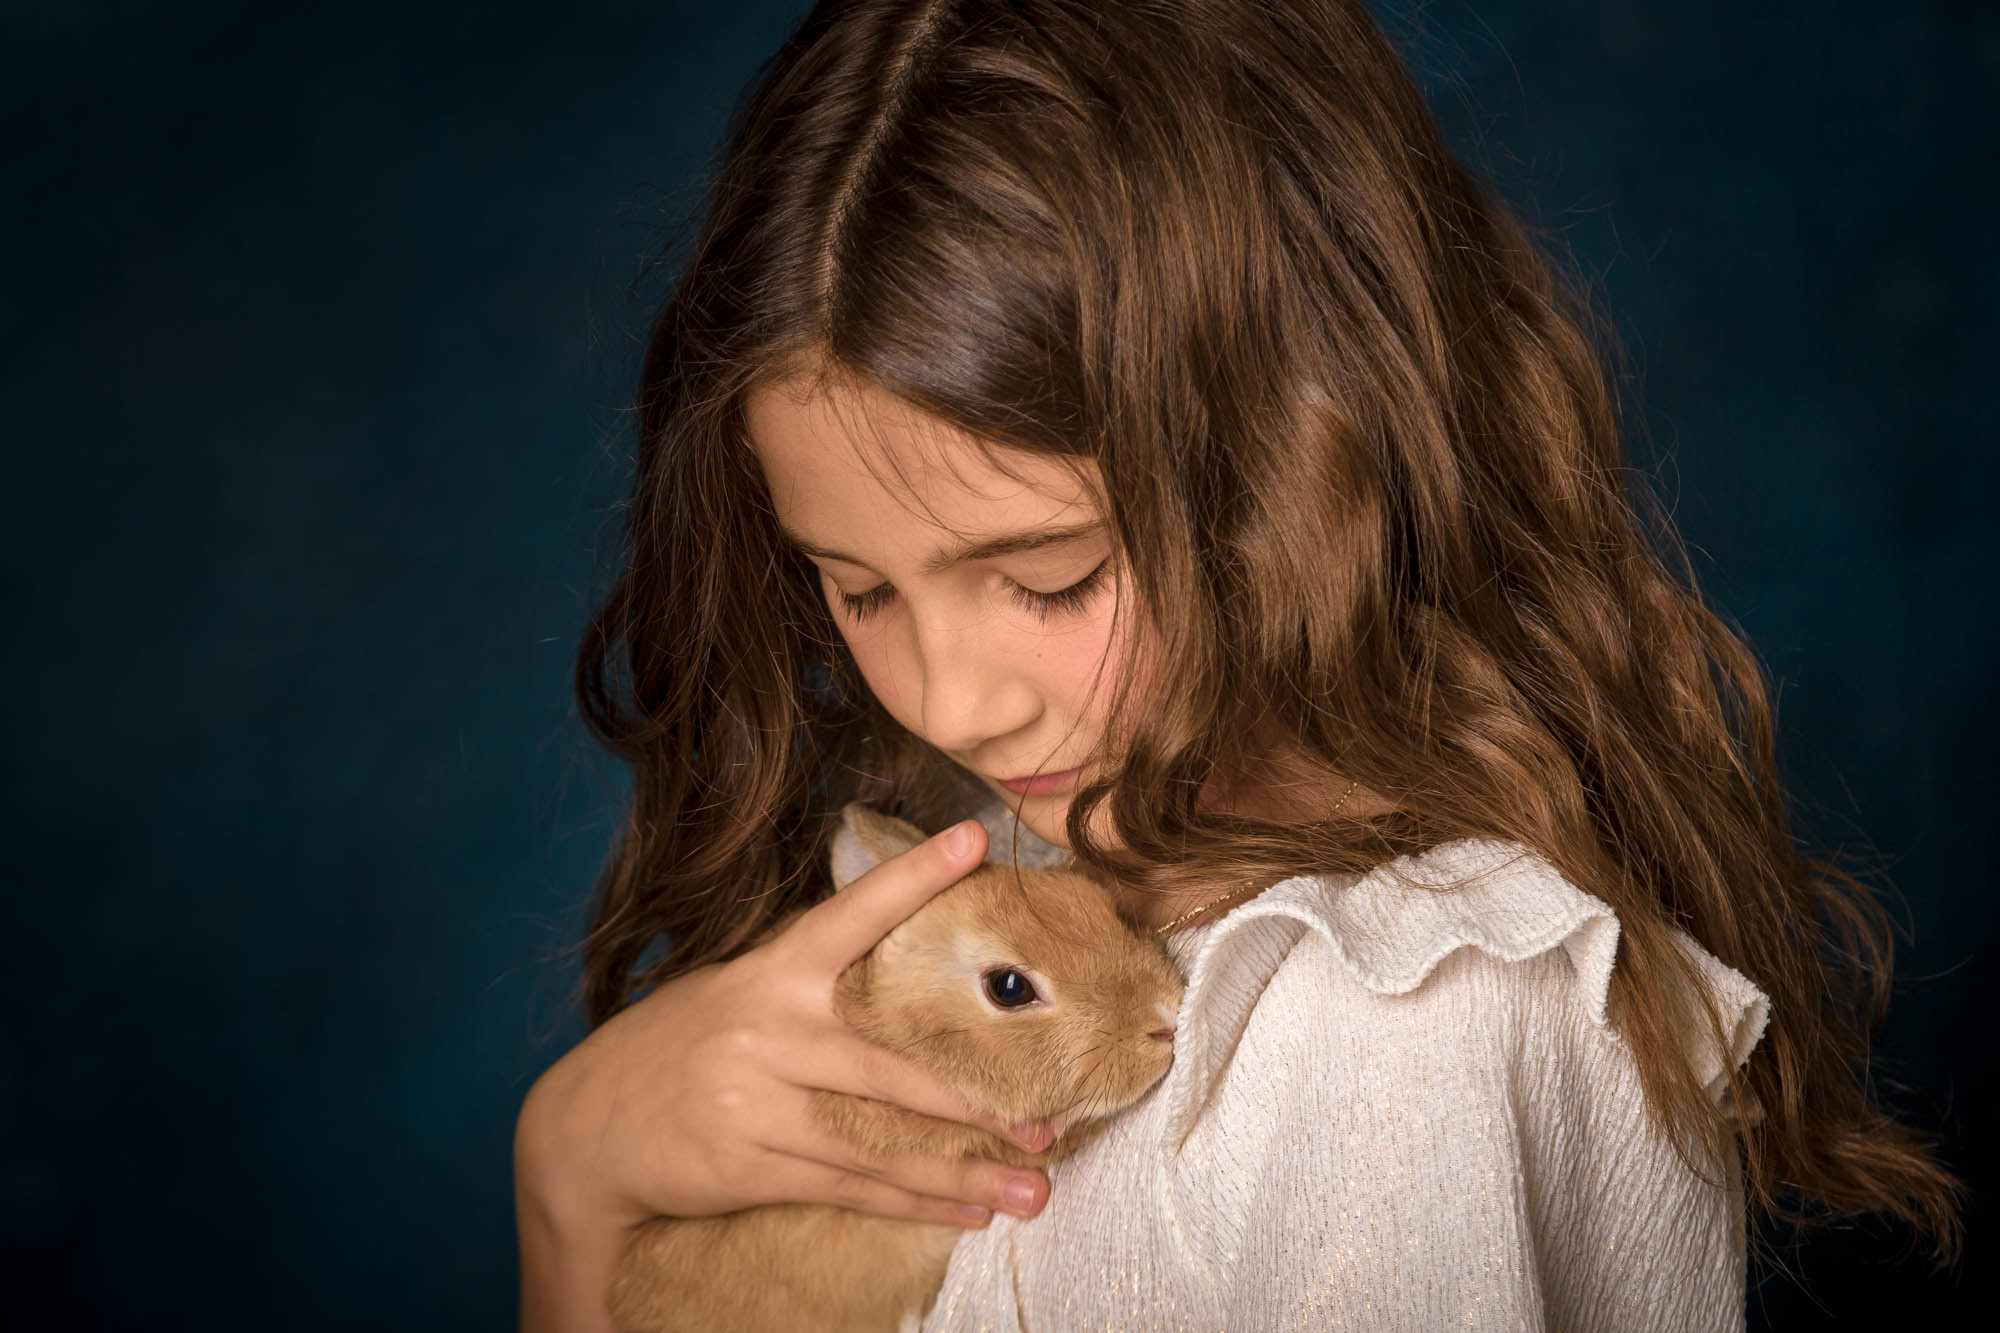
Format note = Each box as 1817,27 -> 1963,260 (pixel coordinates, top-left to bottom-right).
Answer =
606,801 -> 1187,1333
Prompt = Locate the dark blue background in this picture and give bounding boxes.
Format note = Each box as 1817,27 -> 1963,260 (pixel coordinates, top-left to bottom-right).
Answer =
6,1 -> 1991,1326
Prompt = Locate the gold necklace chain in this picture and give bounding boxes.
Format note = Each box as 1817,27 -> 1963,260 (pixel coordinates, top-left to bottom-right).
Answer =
1154,777 -> 1362,936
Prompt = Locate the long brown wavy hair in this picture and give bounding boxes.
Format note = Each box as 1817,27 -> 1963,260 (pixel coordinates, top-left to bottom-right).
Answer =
572,0 -> 1963,1265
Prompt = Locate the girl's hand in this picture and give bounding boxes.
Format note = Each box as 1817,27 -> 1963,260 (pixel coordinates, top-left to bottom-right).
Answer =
513,818 -> 1053,1327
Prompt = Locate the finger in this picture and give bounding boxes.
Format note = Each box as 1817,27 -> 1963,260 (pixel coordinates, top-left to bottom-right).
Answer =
784,818 -> 988,976
793,1027 -> 1055,1151
770,1149 -> 1023,1229
785,1120 -> 1052,1221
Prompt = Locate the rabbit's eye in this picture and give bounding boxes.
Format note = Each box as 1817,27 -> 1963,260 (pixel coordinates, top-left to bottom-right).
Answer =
982,968 -> 1039,1008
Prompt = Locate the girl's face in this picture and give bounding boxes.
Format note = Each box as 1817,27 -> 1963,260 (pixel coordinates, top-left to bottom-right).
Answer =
747,376 -> 1151,852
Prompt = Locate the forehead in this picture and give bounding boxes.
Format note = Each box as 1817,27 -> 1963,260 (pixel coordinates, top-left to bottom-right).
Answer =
744,378 -> 1101,544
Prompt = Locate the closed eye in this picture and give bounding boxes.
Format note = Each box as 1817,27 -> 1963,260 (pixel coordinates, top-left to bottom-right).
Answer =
836,558 -> 1110,625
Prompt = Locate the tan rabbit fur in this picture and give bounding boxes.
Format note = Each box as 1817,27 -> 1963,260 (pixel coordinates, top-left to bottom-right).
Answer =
607,803 -> 1187,1333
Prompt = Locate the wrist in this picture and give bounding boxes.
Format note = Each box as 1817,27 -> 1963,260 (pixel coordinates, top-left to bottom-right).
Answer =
514,1065 -> 618,1235
514,1076 -> 637,1333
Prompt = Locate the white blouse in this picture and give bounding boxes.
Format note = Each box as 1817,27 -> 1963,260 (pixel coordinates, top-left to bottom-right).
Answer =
925,802 -> 1772,1332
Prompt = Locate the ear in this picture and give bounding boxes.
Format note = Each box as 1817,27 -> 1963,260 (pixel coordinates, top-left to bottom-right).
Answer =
829,803 -> 929,891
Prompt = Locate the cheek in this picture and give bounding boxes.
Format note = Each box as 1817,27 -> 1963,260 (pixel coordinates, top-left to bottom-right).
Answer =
1114,609 -> 1159,707
1078,594 -> 1156,719
1052,626 -> 1122,712
840,631 -> 913,718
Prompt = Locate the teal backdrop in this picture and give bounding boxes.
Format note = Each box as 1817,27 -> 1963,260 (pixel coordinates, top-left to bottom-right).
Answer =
5,1 -> 1990,1325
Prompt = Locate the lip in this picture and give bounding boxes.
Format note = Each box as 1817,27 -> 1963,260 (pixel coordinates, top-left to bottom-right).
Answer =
994,766 -> 1081,796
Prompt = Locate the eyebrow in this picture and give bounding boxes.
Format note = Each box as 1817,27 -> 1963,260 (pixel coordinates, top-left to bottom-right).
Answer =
782,520 -> 1107,577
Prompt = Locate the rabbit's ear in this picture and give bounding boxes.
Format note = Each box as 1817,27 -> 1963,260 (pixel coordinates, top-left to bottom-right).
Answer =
829,803 -> 929,891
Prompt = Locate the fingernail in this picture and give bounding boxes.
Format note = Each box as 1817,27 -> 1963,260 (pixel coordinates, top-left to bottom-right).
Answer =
956,1203 -> 991,1224
1002,1178 -> 1037,1214
945,821 -> 975,856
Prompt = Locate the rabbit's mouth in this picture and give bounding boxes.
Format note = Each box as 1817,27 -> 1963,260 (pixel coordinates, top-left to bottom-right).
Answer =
1049,1041 -> 1177,1133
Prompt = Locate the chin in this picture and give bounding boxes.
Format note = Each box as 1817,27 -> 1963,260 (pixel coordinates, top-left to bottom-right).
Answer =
1028,814 -> 1072,851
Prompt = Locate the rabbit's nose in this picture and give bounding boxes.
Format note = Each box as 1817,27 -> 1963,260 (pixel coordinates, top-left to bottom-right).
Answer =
1149,1026 -> 1176,1044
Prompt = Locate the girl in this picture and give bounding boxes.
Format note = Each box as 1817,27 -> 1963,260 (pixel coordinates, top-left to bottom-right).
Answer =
513,1 -> 1965,1328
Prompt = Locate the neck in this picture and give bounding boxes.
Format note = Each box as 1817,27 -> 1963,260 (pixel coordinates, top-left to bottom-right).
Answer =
1125,760 -> 1382,931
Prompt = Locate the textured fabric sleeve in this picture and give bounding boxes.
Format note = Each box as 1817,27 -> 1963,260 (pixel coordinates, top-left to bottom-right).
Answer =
1173,917 -> 1754,1333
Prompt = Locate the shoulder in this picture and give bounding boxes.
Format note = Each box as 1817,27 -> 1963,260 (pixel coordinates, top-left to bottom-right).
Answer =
1157,838 -> 1770,1146
1156,843 -> 1766,1329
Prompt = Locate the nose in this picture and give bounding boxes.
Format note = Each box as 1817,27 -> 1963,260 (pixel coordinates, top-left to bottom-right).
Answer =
1149,1026 -> 1176,1044
913,616 -> 1040,754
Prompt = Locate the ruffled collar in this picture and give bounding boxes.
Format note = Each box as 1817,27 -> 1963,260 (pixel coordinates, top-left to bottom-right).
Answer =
960,794 -> 1770,1146
1155,837 -> 1770,1146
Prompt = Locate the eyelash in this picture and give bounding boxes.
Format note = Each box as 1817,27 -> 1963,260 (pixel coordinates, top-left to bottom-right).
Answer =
835,559 -> 1111,625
